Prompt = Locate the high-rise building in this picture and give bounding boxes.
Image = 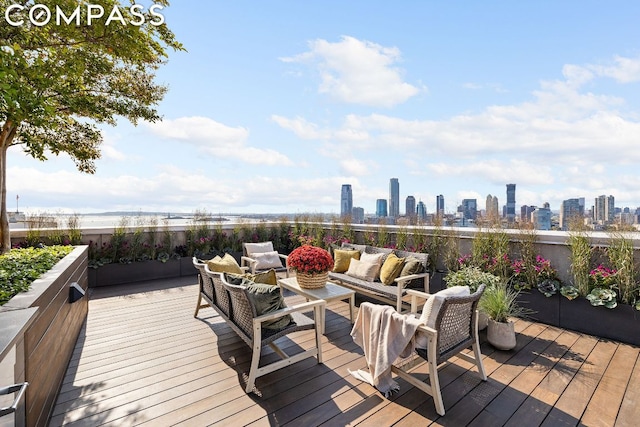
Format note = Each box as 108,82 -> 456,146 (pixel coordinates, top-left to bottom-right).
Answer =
352,207 -> 365,224
532,207 -> 552,230
486,194 -> 499,222
389,178 -> 400,218
560,198 -> 585,230
506,184 -> 516,222
376,199 -> 388,217
416,201 -> 427,222
340,184 -> 352,218
460,199 -> 477,221
405,196 -> 416,218
521,205 -> 536,223
436,194 -> 445,217
594,195 -> 615,224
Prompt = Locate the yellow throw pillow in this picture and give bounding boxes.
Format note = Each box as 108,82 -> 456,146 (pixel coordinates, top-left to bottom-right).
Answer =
333,249 -> 361,273
380,253 -> 405,285
246,269 -> 278,286
207,253 -> 243,274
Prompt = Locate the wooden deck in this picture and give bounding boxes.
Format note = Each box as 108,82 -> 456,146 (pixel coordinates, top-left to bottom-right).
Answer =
49,276 -> 640,426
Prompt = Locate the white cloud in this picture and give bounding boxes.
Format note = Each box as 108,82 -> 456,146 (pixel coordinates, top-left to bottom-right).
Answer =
281,35 -> 421,107
144,116 -> 292,166
588,55 -> 640,83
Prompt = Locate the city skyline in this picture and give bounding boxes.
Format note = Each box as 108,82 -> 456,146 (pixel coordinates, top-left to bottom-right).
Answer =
4,2 -> 640,215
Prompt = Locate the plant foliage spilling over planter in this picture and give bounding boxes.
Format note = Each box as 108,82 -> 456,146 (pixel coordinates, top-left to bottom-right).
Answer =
0,245 -> 73,305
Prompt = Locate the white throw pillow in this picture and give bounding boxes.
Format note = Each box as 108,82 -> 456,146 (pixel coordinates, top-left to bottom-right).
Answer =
359,252 -> 385,281
245,242 -> 274,257
345,258 -> 379,282
415,286 -> 470,348
253,251 -> 283,270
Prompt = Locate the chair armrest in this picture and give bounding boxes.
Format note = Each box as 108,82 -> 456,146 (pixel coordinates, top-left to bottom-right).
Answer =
394,271 -> 430,283
416,323 -> 437,337
253,299 -> 325,324
241,255 -> 257,268
406,289 -> 432,314
278,253 -> 288,261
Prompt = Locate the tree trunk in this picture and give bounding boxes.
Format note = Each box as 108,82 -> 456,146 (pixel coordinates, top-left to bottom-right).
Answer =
0,121 -> 16,254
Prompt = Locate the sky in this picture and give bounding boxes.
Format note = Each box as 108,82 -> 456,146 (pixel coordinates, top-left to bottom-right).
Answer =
6,1 -> 640,216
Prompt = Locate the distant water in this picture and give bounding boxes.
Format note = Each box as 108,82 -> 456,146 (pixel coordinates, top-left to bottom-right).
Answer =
9,213 -> 243,230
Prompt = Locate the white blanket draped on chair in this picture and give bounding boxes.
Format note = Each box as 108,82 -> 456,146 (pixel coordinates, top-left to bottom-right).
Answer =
350,302 -> 423,397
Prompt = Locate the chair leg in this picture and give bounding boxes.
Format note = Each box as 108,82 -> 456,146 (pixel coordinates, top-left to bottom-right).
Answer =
246,339 -> 262,393
472,341 -> 487,381
427,346 -> 445,416
194,293 -> 202,317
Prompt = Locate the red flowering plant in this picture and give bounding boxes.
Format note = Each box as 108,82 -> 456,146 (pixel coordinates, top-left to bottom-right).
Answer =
286,245 -> 334,275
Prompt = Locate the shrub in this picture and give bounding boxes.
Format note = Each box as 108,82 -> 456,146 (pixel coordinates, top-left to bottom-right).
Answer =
0,246 -> 73,305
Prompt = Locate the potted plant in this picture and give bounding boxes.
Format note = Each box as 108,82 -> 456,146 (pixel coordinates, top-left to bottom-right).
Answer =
479,282 -> 530,350
444,266 -> 501,330
286,245 -> 334,289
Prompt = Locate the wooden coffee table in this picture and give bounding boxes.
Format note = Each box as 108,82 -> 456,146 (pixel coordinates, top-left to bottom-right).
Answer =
278,276 -> 355,334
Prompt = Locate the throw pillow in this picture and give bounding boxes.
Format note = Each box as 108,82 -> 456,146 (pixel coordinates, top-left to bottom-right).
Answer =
415,286 -> 470,348
345,258 -> 379,282
207,253 -> 243,274
333,249 -> 361,273
226,269 -> 278,286
399,256 -> 426,289
359,252 -> 385,280
252,251 -> 283,270
244,241 -> 274,256
379,253 -> 405,285
245,281 -> 293,330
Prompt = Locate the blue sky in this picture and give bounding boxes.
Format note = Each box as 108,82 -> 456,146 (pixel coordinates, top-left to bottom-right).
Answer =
7,1 -> 640,216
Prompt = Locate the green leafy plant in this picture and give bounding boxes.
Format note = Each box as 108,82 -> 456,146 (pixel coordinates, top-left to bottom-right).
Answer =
479,282 -> 531,323
568,229 -> 593,296
445,266 -> 501,293
0,246 -> 73,305
586,288 -> 617,309
607,231 -> 636,305
560,285 -> 580,300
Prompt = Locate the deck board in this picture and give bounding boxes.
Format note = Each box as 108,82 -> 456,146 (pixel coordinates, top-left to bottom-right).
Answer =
49,276 -> 639,426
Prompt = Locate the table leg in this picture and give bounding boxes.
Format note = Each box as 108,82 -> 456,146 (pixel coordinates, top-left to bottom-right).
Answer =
349,294 -> 355,324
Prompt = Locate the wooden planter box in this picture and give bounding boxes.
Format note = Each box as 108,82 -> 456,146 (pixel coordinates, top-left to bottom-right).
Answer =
0,246 -> 89,427
89,257 -> 197,287
559,297 -> 640,347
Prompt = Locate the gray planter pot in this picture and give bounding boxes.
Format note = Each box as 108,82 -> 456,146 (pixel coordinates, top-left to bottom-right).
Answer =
487,319 -> 517,350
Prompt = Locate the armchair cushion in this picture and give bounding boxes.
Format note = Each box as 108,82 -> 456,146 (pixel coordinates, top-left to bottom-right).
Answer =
252,251 -> 284,270
207,253 -> 243,274
333,249 -> 361,273
419,286 -> 470,328
244,241 -> 274,256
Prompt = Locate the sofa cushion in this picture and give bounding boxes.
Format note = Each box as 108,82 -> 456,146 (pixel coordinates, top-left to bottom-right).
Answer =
333,249 -> 361,273
207,253 -> 243,274
252,251 -> 283,270
360,252 -> 385,280
345,258 -> 379,282
380,253 -> 405,285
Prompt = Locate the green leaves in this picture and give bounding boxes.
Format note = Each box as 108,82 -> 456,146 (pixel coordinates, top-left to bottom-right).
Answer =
0,245 -> 73,305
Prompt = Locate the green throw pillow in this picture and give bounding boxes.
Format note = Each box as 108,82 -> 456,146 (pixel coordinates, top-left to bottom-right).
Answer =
400,257 -> 425,289
223,275 -> 292,330
245,281 -> 293,330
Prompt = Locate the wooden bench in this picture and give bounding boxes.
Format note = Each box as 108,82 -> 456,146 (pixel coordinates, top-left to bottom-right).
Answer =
192,258 -> 324,393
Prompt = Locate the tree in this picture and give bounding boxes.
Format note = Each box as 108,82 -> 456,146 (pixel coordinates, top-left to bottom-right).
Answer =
0,0 -> 183,253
